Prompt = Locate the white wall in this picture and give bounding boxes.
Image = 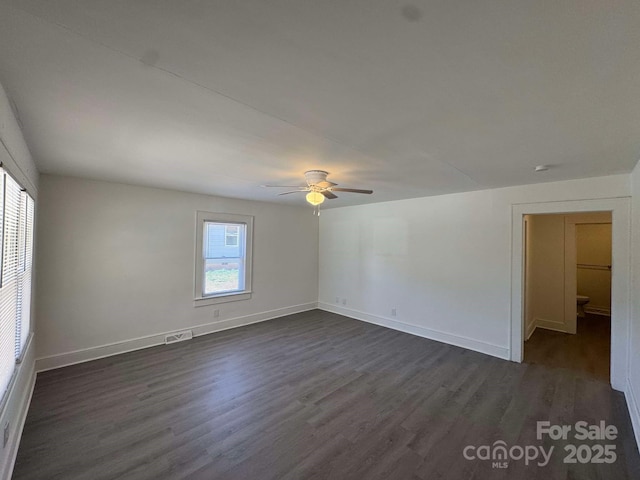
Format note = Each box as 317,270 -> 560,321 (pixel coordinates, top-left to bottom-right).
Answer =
0,83 -> 39,480
35,175 -> 319,367
526,214 -> 566,333
629,162 -> 640,448
318,174 -> 630,360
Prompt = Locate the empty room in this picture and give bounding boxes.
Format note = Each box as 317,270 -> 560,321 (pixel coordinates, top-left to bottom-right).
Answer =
1,1 -> 640,479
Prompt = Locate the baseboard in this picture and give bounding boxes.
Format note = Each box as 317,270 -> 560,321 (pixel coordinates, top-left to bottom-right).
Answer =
0,337 -> 36,480
526,320 -> 537,340
35,302 -> 318,372
584,306 -> 611,317
535,317 -> 570,333
626,379 -> 640,453
318,303 -> 510,360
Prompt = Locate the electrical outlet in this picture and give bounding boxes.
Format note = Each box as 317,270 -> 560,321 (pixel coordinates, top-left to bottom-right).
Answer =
3,421 -> 9,448
335,297 -> 340,304
342,298 -> 347,306
391,308 -> 397,317
213,309 -> 220,319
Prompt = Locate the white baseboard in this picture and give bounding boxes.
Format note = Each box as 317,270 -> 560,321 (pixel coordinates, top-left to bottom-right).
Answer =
35,302 -> 318,372
318,302 -> 510,360
1,337 -> 36,480
1,369 -> 35,480
626,379 -> 640,452
535,317 -> 570,334
525,320 -> 537,340
584,306 -> 611,316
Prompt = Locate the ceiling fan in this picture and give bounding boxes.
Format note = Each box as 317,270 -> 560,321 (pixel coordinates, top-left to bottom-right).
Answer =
262,170 -> 373,213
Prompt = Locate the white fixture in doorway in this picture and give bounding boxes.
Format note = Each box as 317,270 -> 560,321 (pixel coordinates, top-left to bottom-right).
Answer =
577,295 -> 590,318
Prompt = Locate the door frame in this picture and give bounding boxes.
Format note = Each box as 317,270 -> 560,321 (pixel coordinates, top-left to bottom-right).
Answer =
510,197 -> 631,391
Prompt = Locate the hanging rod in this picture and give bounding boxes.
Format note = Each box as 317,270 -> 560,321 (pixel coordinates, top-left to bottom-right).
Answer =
577,263 -> 611,271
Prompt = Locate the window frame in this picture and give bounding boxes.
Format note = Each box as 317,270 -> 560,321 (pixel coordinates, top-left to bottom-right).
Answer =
194,211 -> 253,307
0,166 -> 35,413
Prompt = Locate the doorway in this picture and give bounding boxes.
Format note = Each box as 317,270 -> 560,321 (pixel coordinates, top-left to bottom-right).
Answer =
510,197 -> 631,392
522,212 -> 612,382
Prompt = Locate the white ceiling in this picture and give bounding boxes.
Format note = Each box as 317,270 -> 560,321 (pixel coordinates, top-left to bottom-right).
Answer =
0,0 -> 639,207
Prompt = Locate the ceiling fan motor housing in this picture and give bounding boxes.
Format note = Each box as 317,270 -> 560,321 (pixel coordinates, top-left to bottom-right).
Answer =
304,170 -> 329,186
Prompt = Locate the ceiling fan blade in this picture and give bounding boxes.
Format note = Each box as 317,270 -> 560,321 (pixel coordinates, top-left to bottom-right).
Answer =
316,180 -> 337,188
330,187 -> 373,194
322,191 -> 338,199
262,184 -> 307,188
278,190 -> 308,196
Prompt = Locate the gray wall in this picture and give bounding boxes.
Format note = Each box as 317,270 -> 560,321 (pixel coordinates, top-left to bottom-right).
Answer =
35,175 -> 319,362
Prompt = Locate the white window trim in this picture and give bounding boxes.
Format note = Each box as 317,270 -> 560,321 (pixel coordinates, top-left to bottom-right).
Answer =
0,165 -> 35,413
194,211 -> 253,307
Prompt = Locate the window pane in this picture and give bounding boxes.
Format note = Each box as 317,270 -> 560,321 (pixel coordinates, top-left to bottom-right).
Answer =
1,172 -> 20,401
203,222 -> 246,296
16,193 -> 34,358
204,260 -> 242,295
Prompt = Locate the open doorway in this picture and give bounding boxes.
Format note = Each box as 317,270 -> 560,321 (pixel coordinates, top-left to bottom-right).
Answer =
523,212 -> 612,382
510,198 -> 630,391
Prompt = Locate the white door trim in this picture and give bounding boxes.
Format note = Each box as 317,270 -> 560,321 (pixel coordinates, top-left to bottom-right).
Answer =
510,197 -> 631,391
563,217 -> 578,334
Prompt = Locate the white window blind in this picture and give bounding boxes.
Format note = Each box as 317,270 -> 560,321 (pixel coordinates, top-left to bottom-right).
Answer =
0,173 -> 8,399
0,172 -> 18,399
0,168 -> 34,404
16,192 -> 34,358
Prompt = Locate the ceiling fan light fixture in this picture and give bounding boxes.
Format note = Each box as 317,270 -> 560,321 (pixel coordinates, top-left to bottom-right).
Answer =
306,191 -> 325,206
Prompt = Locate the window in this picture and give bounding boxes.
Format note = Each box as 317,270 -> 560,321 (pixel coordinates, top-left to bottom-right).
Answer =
224,225 -> 239,247
194,212 -> 253,306
16,192 -> 34,358
0,168 -> 34,408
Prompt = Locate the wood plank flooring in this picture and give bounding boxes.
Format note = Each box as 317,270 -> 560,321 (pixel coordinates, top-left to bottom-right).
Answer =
524,314 -> 611,382
13,310 -> 640,479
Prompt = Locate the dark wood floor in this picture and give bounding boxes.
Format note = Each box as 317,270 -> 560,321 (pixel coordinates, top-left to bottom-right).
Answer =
13,310 -> 640,479
525,314 -> 611,382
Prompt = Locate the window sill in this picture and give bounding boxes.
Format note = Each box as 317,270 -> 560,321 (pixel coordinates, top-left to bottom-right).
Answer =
193,291 -> 252,307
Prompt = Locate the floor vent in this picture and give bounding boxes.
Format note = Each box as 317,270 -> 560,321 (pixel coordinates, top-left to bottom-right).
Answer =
164,330 -> 193,344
